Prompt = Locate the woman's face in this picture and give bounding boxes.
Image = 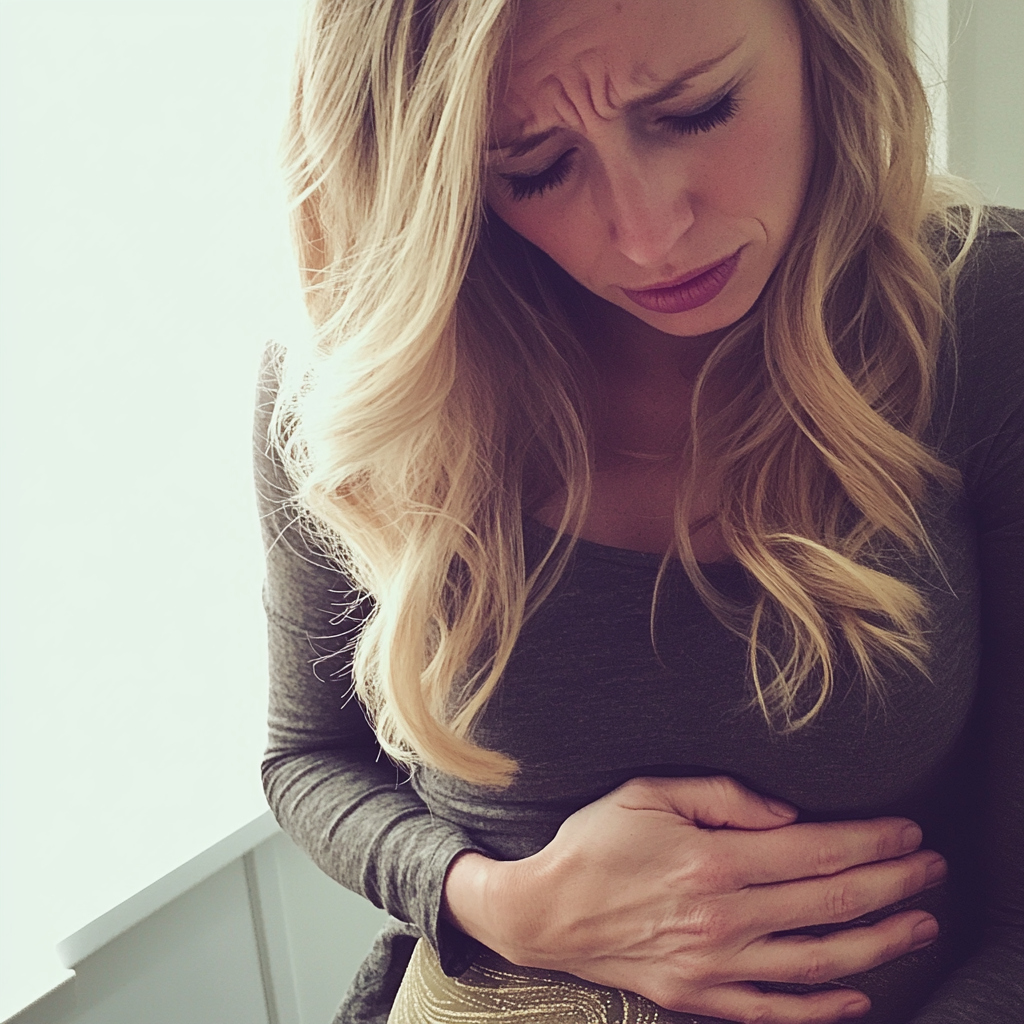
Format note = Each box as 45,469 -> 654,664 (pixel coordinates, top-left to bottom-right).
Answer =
486,0 -> 815,340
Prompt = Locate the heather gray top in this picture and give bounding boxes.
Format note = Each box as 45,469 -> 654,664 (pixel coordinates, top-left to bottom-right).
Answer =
256,209 -> 1023,1023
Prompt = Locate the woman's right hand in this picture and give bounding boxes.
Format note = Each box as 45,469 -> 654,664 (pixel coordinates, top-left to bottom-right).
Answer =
442,776 -> 946,1024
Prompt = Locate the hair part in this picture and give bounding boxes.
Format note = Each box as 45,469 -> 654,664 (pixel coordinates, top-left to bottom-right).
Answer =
273,0 -> 981,786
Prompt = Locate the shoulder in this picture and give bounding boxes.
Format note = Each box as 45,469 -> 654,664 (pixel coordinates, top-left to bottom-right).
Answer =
939,207 -> 1024,501
252,341 -> 360,626
948,205 -> 1024,422
949,205 -> 1024,335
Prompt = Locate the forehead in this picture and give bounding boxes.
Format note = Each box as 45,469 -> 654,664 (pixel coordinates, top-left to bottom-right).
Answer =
495,0 -> 766,116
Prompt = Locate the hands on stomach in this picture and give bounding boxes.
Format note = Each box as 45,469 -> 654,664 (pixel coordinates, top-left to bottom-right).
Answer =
442,776 -> 945,1024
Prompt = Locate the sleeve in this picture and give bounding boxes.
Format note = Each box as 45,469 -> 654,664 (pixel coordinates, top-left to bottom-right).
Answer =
911,208 -> 1024,1021
253,343 -> 486,977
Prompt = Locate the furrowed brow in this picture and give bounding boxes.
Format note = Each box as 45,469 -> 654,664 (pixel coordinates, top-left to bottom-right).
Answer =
490,36 -> 745,157
492,127 -> 561,159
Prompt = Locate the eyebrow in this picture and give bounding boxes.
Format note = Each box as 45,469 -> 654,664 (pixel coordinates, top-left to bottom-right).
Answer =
490,36 -> 745,157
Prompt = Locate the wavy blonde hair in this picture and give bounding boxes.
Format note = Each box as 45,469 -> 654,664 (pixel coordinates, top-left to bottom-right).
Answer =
272,0 -> 981,786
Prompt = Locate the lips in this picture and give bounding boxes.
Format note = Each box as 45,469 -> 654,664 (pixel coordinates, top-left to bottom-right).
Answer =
621,248 -> 744,315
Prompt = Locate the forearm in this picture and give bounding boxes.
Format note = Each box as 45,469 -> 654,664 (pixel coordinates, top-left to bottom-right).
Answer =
264,742 -> 485,961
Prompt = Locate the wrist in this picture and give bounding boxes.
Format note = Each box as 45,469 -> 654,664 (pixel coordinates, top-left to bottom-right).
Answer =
441,850 -> 528,960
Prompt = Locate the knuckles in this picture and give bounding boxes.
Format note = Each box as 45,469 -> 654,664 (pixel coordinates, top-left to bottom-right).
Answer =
682,846 -> 737,891
811,839 -> 850,876
823,879 -> 862,922
790,949 -> 837,986
683,900 -> 736,946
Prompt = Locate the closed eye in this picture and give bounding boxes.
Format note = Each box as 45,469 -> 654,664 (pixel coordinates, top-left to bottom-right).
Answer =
660,92 -> 739,135
499,148 -> 578,202
497,91 -> 738,202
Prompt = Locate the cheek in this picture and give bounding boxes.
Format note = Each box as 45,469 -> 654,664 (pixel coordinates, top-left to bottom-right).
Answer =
701,96 -> 813,231
489,193 -> 603,280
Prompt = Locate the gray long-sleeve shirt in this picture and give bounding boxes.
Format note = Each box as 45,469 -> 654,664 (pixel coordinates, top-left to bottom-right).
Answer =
256,209 -> 1024,1023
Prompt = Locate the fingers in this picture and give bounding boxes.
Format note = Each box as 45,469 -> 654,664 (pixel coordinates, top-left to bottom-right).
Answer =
712,816 -> 925,886
736,908 -> 940,986
743,848 -> 946,933
617,775 -> 798,831
615,778 -> 928,894
692,984 -> 870,1024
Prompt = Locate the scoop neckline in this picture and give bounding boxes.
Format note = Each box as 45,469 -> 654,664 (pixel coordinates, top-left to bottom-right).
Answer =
522,515 -> 740,574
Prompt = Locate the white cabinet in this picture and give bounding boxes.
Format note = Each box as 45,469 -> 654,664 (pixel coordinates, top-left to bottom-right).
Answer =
6,826 -> 387,1024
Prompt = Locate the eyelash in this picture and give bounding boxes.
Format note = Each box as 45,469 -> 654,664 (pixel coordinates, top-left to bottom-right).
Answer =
500,92 -> 740,203
662,92 -> 739,136
502,150 -> 578,202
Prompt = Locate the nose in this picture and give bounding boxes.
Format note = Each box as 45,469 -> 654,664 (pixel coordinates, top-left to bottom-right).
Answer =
602,152 -> 695,268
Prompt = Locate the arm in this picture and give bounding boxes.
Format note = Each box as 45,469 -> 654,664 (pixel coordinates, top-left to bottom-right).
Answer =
910,208 -> 1024,1021
254,345 -> 484,971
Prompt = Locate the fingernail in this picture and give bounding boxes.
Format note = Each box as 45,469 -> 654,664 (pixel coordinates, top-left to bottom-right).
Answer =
912,917 -> 939,946
924,854 -> 947,884
840,998 -> 870,1019
766,797 -> 794,818
901,822 -> 923,850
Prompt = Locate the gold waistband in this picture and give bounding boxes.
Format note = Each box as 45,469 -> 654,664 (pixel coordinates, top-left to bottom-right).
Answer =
387,939 -> 705,1024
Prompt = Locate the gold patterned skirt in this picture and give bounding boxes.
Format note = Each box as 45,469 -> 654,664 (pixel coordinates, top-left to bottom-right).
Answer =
387,939 -> 703,1023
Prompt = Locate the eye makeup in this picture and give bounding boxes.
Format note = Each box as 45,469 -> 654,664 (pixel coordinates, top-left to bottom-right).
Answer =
659,91 -> 739,136
497,90 -> 741,202
501,149 -> 579,201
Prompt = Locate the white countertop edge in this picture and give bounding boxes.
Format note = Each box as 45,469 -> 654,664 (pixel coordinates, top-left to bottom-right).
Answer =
2,975 -> 75,1024
55,810 -> 282,969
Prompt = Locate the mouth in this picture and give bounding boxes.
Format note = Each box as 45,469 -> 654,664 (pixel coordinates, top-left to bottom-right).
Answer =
620,247 -> 744,315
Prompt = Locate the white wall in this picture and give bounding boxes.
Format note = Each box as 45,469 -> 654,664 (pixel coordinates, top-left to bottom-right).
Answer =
947,0 -> 1024,207
0,0 -> 1021,1021
0,2 -> 311,1018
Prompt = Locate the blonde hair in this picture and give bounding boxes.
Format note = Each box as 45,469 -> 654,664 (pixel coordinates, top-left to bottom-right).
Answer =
272,0 -> 981,786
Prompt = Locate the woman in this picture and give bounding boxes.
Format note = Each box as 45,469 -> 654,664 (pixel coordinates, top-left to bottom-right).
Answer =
256,0 -> 1023,1021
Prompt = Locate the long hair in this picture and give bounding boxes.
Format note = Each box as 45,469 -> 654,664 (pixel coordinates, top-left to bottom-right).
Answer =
272,0 -> 980,786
